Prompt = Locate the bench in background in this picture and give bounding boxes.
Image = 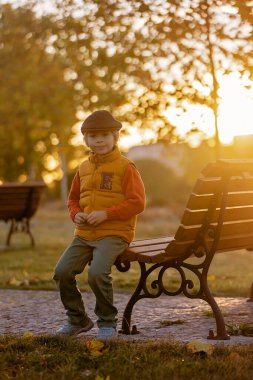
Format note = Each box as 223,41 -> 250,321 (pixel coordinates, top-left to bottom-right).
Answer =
115,159 -> 253,340
0,181 -> 46,246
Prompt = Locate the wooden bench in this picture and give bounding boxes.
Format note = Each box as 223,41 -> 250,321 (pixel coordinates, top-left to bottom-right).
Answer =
0,181 -> 46,246
115,159 -> 253,340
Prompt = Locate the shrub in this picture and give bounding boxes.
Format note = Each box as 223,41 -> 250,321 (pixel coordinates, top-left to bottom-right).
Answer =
135,159 -> 191,207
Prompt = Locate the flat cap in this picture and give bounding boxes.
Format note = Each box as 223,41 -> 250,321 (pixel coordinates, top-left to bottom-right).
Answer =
81,110 -> 122,133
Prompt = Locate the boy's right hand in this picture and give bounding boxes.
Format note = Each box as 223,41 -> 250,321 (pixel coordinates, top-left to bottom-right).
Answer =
74,212 -> 88,226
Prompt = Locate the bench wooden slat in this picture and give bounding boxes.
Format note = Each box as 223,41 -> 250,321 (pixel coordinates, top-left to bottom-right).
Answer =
175,220 -> 253,241
119,248 -> 171,264
0,188 -> 39,194
193,177 -> 253,195
0,193 -> 41,200
128,243 -> 171,254
0,197 -> 40,205
202,159 -> 253,177
181,206 -> 253,226
0,201 -> 40,210
167,233 -> 253,260
0,182 -> 45,188
129,236 -> 173,248
217,234 -> 253,252
186,192 -> 253,210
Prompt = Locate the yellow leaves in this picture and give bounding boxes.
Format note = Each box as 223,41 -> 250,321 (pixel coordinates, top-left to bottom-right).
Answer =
86,339 -> 107,357
22,332 -> 34,338
186,340 -> 215,356
95,375 -> 110,380
85,340 -> 110,379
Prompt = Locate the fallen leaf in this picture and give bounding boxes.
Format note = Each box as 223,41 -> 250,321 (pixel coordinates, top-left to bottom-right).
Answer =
23,332 -> 34,338
86,339 -> 106,357
95,375 -> 110,380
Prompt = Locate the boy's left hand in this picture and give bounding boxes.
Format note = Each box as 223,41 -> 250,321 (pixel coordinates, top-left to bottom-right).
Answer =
86,210 -> 107,226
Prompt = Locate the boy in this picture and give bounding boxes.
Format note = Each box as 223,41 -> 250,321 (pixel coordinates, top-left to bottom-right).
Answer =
53,110 -> 145,339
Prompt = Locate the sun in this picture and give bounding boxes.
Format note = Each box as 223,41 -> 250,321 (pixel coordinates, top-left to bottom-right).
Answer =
218,73 -> 253,144
162,72 -> 253,147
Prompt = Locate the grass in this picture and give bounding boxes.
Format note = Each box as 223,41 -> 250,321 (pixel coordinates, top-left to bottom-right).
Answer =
0,202 -> 253,296
226,322 -> 253,337
159,319 -> 185,327
1,335 -> 253,380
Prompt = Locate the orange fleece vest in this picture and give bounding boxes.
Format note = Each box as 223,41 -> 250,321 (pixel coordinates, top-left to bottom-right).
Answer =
74,147 -> 136,242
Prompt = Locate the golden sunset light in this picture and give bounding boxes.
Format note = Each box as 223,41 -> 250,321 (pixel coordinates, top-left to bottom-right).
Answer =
218,74 -> 253,144
126,73 -> 253,148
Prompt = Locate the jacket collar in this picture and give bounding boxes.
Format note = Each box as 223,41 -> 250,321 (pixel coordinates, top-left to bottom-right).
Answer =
89,146 -> 121,164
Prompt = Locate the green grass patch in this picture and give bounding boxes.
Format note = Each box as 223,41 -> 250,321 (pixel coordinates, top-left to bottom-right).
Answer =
202,309 -> 229,318
0,203 -> 253,296
1,335 -> 253,380
226,322 -> 253,337
159,319 -> 185,327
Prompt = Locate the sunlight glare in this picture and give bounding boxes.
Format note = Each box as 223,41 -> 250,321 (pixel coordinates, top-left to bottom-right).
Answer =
119,126 -> 143,150
218,74 -> 253,144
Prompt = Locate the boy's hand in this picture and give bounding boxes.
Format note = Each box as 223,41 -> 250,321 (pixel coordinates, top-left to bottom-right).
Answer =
74,212 -> 88,226
86,211 -> 107,226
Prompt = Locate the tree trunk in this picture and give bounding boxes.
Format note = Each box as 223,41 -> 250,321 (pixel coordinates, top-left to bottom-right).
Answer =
59,146 -> 68,206
204,0 -> 221,160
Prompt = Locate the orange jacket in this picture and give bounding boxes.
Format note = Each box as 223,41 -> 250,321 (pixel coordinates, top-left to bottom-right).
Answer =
68,147 -> 145,242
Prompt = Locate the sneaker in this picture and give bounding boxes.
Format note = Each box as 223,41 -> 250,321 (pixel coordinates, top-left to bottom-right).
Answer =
56,318 -> 94,336
97,327 -> 118,340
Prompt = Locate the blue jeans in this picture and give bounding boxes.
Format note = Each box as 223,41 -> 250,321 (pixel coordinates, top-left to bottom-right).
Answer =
53,236 -> 128,328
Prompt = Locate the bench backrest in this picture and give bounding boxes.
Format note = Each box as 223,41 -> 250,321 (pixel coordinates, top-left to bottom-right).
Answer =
166,159 -> 253,259
0,182 -> 46,221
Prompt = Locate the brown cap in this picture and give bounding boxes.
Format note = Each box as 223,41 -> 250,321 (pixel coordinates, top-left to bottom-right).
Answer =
81,110 -> 122,134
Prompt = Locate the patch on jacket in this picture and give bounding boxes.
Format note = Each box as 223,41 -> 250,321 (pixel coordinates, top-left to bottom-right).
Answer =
100,172 -> 114,190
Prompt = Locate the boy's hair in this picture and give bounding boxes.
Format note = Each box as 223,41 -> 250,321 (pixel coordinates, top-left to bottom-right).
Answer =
81,110 -> 122,134
83,131 -> 119,146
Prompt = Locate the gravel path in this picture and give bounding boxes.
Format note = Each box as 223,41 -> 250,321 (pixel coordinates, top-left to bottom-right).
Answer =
1,289 -> 253,345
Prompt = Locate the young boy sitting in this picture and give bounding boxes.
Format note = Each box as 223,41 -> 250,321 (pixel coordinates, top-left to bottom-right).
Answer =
53,110 -> 146,339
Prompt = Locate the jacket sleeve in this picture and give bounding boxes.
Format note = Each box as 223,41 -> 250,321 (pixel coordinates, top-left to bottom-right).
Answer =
106,163 -> 146,221
67,172 -> 82,221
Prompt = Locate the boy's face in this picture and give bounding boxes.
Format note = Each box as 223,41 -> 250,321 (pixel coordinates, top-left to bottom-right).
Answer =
85,131 -> 115,155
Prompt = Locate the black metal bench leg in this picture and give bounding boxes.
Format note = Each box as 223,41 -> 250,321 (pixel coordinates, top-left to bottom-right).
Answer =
203,285 -> 230,340
121,262 -> 146,334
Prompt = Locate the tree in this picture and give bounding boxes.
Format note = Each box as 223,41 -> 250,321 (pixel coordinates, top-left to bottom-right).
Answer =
115,0 -> 252,156
1,0 -> 252,189
0,3 -> 77,203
